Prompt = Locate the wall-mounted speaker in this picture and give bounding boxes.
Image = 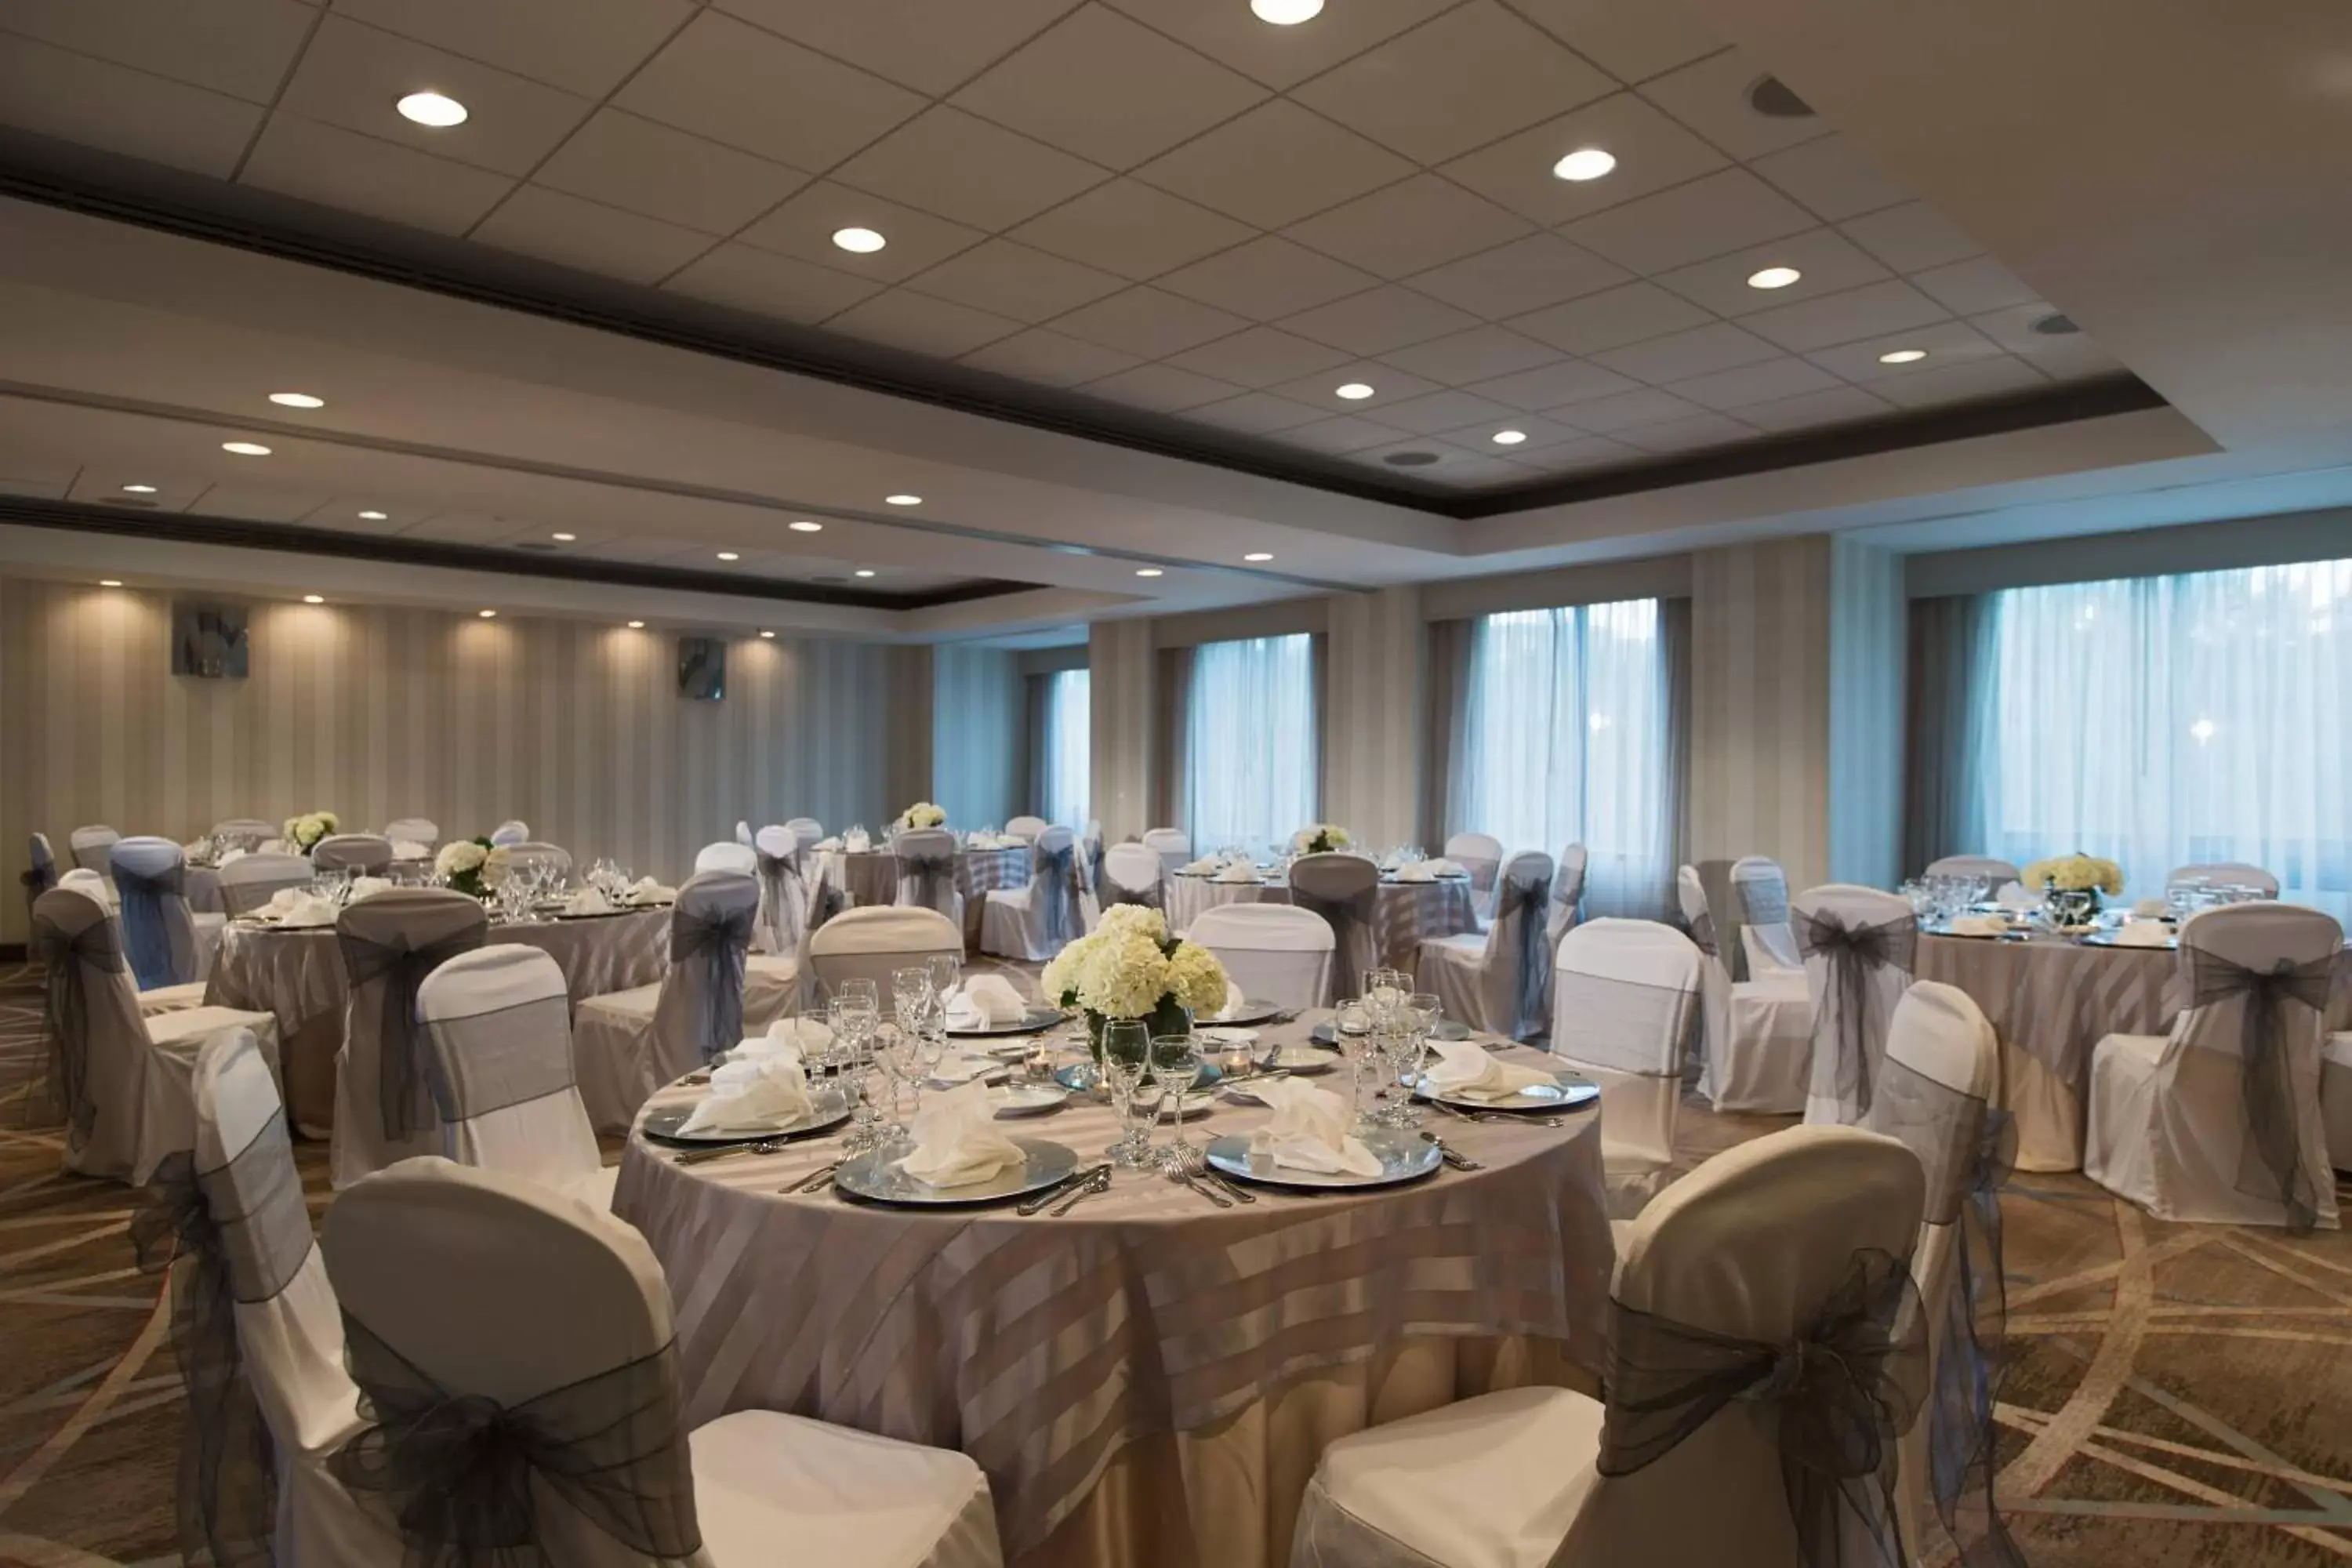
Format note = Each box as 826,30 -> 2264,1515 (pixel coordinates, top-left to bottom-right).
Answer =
172,604 -> 249,678
677,636 -> 725,701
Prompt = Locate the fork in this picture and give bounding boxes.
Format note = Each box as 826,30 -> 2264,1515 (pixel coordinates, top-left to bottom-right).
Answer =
1050,1168 -> 1113,1215
1421,1134 -> 1485,1172
780,1163 -> 839,1193
1182,1142 -> 1255,1204
1166,1157 -> 1232,1208
673,1138 -> 789,1166
1427,1099 -> 1562,1129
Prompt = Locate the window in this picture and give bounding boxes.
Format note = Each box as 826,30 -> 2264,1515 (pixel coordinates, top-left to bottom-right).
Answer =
1973,561 -> 2352,916
1187,633 -> 1316,852
1457,600 -> 1674,916
1040,667 -> 1091,830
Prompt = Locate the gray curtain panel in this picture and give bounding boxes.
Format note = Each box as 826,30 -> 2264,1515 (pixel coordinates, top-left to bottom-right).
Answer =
1421,617 -> 1475,851
1154,644 -> 1195,837
1904,594 -> 1995,878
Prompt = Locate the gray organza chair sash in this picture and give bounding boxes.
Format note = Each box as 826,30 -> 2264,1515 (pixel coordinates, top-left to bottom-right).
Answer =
1800,909 -> 1917,1116
339,915 -> 489,1144
1686,909 -> 1719,961
114,859 -> 189,989
754,849 -> 807,955
1102,877 -> 1160,909
899,847 -> 956,913
27,908 -> 122,1138
1548,858 -> 1586,945
2187,946 -> 2336,1235
132,1115 -> 314,1568
1034,842 -> 1080,948
1598,1247 -> 1926,1568
668,899 -> 754,1065
1290,880 -> 1377,989
426,994 -> 580,1121
330,1315 -> 702,1566
1497,871 -> 1553,1035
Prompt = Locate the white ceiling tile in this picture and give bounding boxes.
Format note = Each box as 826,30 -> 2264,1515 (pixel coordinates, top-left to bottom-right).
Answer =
192,486 -> 337,524
1047,286 -> 1252,358
1131,99 -> 1415,231
401,511 -> 539,544
735,181 -> 985,283
1637,49 -> 1831,159
1292,2 -> 1615,165
0,0 -> 314,102
1911,256 -> 2041,316
1278,285 -> 1483,358
1102,0 -> 1459,92
472,185 -> 714,285
615,9 -> 926,169
1436,412 -> 1587,453
1282,175 -> 1535,281
1740,278 -> 1951,354
712,0 -> 1080,97
275,15 -> 593,176
299,499 -> 434,533
241,114 -> 514,234
906,239 -> 1127,323
1966,305 -> 2125,379
950,6 -> 1267,171
1545,386 -> 1705,431
1377,325 -> 1561,385
1508,280 -> 1711,355
1008,180 -> 1254,281
831,106 -> 1111,231
1515,434 -> 1644,473
1562,167 -> 1815,274
1494,0 -> 1719,82
331,0 -> 694,97
1590,321 -> 1781,382
1870,354 -> 2049,408
1802,319 -> 2006,383
1078,361 -> 1247,412
67,471 -> 208,512
1364,388 -> 1525,436
1839,200 -> 1986,274
1163,327 -> 1353,387
1181,392 -> 1330,435
1736,384 -> 1896,433
1749,135 -> 1911,223
0,474 -> 73,503
0,38 -> 263,177
1406,234 -> 1632,319
531,110 -> 808,237
1269,362 -> 1443,415
1665,356 -> 1840,411
1652,227 -> 1892,318
1465,359 -> 1642,412
662,244 -> 884,324
1438,92 -> 1730,227
1156,236 -> 1381,321
1278,415 -> 1413,455
823,289 -> 1027,358
1614,411 -> 1759,452
958,328 -> 1143,388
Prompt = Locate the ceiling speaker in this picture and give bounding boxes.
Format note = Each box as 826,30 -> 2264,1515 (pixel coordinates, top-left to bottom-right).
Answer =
172,604 -> 249,678
677,636 -> 725,701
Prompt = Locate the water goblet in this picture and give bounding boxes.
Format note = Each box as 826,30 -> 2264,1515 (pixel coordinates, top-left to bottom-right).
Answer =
1100,1019 -> 1156,1167
892,965 -> 934,1031
1152,1034 -> 1207,1166
927,952 -> 962,1000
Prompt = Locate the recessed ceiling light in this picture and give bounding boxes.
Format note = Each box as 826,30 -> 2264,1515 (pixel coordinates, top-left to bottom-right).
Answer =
1334,382 -> 1375,400
760,630 -> 776,639
221,441 -> 272,456
854,568 -> 877,578
1136,567 -> 1164,578
1551,147 -> 1617,182
1878,348 -> 1929,365
99,579 -> 122,587
478,609 -> 498,619
1491,429 -> 1529,445
885,494 -> 921,506
1250,0 -> 1323,23
550,532 -> 576,542
1746,266 -> 1802,290
267,392 -> 325,409
717,550 -> 740,561
302,594 -> 325,604
358,509 -> 389,521
1243,551 -> 1274,562
626,619 -> 644,629
788,520 -> 823,532
832,227 -> 887,254
121,483 -> 157,494
396,91 -> 468,128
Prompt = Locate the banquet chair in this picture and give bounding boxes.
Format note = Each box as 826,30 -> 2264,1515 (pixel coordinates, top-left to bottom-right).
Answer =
573,870 -> 760,1133
1794,884 -> 1918,1127
210,817 -> 281,848
1081,820 -> 1105,892
1141,827 -> 1191,879
1922,855 -> 2020,891
496,840 -> 574,883
696,840 -> 759,875
807,906 -> 962,1008
111,836 -> 226,989
59,867 -> 117,910
894,828 -> 964,929
2323,1033 -> 2352,1174
1004,815 -> 1048,844
1098,843 -> 1164,911
787,815 -> 825,846
735,818 -> 754,847
310,834 -> 394,876
1289,851 -> 1381,1003
981,826 -> 1085,962
420,945 -> 615,1209
1420,850 -> 1553,1040
1548,843 -> 1587,955
745,825 -> 808,1025
71,822 -> 121,875
1290,1124 -> 1925,1568
23,831 -> 59,949
216,852 -> 316,916
2168,861 -> 2281,898
1186,903 -> 1333,1014
1678,866 -> 1810,1113
1551,919 -> 1702,1217
1731,855 -> 1804,978
325,1159 -> 1004,1568
490,819 -> 532,847
328,889 -> 491,1190
2086,902 -> 2343,1231
1444,832 -> 1505,922
380,817 -> 438,851
27,887 -> 281,1184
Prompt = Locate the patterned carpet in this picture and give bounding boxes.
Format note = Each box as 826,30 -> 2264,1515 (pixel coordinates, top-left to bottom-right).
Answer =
2,967 -> 2349,1566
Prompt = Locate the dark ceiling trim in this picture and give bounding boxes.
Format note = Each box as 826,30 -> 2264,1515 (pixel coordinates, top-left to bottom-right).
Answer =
0,496 -> 1029,610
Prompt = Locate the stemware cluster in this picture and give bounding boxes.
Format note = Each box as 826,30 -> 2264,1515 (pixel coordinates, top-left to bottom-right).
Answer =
833,954 -> 964,1154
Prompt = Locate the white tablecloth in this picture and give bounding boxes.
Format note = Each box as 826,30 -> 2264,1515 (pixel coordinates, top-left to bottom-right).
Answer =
1166,873 -> 1479,973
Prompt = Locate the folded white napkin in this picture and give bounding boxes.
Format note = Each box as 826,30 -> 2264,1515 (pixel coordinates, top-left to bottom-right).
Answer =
967,833 -> 1004,850
1180,856 -> 1225,876
260,838 -> 293,857
1392,862 -> 1436,884
390,839 -> 432,861
562,886 -> 613,916
894,1080 -> 1025,1188
816,837 -> 844,852
1421,1039 -> 1558,1102
622,877 -> 674,905
679,1055 -> 812,1134
2114,920 -> 2173,947
267,889 -> 339,927
1425,857 -> 1468,877
1993,880 -> 2034,909
217,846 -> 248,867
2133,897 -> 2170,919
845,831 -> 872,853
347,876 -> 394,904
1213,862 -> 1260,884
741,1016 -> 832,1061
1248,1079 -> 1382,1177
1947,913 -> 2012,938
947,974 -> 1029,1029
181,840 -> 207,859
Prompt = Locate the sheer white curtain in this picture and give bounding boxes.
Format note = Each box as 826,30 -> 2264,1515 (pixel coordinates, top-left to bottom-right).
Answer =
1187,633 -> 1316,855
1457,601 -> 1674,916
1972,561 -> 2352,916
1041,668 -> 1091,830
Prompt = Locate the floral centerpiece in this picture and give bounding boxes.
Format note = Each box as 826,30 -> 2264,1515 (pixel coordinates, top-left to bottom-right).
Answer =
896,800 -> 946,831
434,837 -> 506,900
282,811 -> 339,852
2024,851 -> 2124,927
1041,904 -> 1229,1061
1293,822 -> 1352,855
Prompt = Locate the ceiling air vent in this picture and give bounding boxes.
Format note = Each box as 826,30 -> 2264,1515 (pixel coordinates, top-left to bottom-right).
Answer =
1748,75 -> 1814,118
2031,313 -> 2082,336
1382,451 -> 1442,467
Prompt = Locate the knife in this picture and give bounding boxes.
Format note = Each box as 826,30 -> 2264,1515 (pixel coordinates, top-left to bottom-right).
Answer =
1017,1163 -> 1110,1216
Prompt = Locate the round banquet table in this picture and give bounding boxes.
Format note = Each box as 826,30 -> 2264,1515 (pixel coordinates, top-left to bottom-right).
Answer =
1166,870 -> 1479,971
824,844 -> 1031,942
1915,929 -> 2352,1172
613,1011 -> 1613,1568
204,902 -> 673,1138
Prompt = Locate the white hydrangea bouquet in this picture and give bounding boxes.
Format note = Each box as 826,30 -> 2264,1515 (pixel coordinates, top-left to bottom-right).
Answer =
282,810 -> 339,852
433,836 -> 504,900
2023,853 -> 2124,895
1293,822 -> 1352,855
897,800 -> 947,831
1041,904 -> 1230,1062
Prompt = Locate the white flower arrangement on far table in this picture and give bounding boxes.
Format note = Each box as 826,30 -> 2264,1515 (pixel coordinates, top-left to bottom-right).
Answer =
433,837 -> 507,900
1041,904 -> 1230,1059
897,800 -> 947,831
2022,853 -> 2123,895
1293,822 -> 1352,855
282,811 -> 339,852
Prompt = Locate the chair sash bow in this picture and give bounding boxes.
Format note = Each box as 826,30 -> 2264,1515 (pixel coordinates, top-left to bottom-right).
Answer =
1497,871 -> 1553,1039
27,911 -> 122,1137
1290,880 -> 1377,993
339,923 -> 489,1143
900,850 -> 956,916
114,859 -> 188,989
2187,946 -> 2334,1234
670,899 -> 755,1065
1798,910 -> 1917,1116
1034,843 -> 1080,949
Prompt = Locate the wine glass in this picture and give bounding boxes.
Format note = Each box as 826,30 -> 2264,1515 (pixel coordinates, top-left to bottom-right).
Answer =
1152,1033 -> 1207,1166
832,998 -> 880,1152
892,965 -> 934,1033
927,951 -> 962,1002
1333,996 -> 1371,1121
1392,993 -> 1441,1126
1100,1019 -> 1156,1168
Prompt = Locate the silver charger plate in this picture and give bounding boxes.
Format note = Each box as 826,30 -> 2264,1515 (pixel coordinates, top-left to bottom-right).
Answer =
946,1007 -> 1068,1039
1197,996 -> 1287,1028
642,1087 -> 851,1145
1204,1127 -> 1443,1191
1411,1070 -> 1600,1113
2078,932 -> 2176,949
833,1136 -> 1080,1207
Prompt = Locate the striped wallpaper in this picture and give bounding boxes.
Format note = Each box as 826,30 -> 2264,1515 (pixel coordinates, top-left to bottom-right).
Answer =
1828,537 -> 1907,889
1087,619 -> 1154,845
0,577 -> 902,942
1324,586 -> 1424,848
931,644 -> 1024,829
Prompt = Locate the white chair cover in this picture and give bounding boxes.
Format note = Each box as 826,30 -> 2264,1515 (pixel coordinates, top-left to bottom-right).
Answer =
111,835 -> 222,989
574,871 -> 760,1134
23,830 -> 59,942
421,944 -> 613,1208
1290,1124 -> 1926,1568
382,818 -> 439,850
1288,851 -> 1381,1004
59,866 -> 117,909
218,852 -> 316,916
1793,884 -> 1917,1127
806,906 -> 962,1007
310,835 -> 394,876
1080,821 -> 1105,895
695,841 -> 758,876
1004,815 -> 1048,844
1550,919 -> 1701,1217
1677,866 -> 1810,1114
1922,855 -> 2020,890
1421,850 -> 1553,1040
1186,902 -> 1333,1014
2086,902 -> 2343,1232
1548,844 -> 1587,953
490,820 -> 532,847
1444,832 -> 1504,920
980,826 -> 1084,963
747,826 -> 813,1024
1730,855 -> 1803,978
786,817 -> 824,846
2167,861 -> 2280,897
328,889 -> 490,1190
735,819 -> 753,848
211,818 -> 281,848
893,829 -> 963,927
1141,827 -> 1191,879
71,822 -> 121,874
1098,843 -> 1164,911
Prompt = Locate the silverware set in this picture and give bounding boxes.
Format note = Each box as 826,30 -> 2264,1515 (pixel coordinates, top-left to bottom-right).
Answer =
1181,1143 -> 1254,1203
673,1137 -> 793,1166
1016,1163 -> 1111,1216
1425,1098 -> 1563,1129
779,1163 -> 839,1194
1421,1134 -> 1485,1171
1166,1152 -> 1232,1207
